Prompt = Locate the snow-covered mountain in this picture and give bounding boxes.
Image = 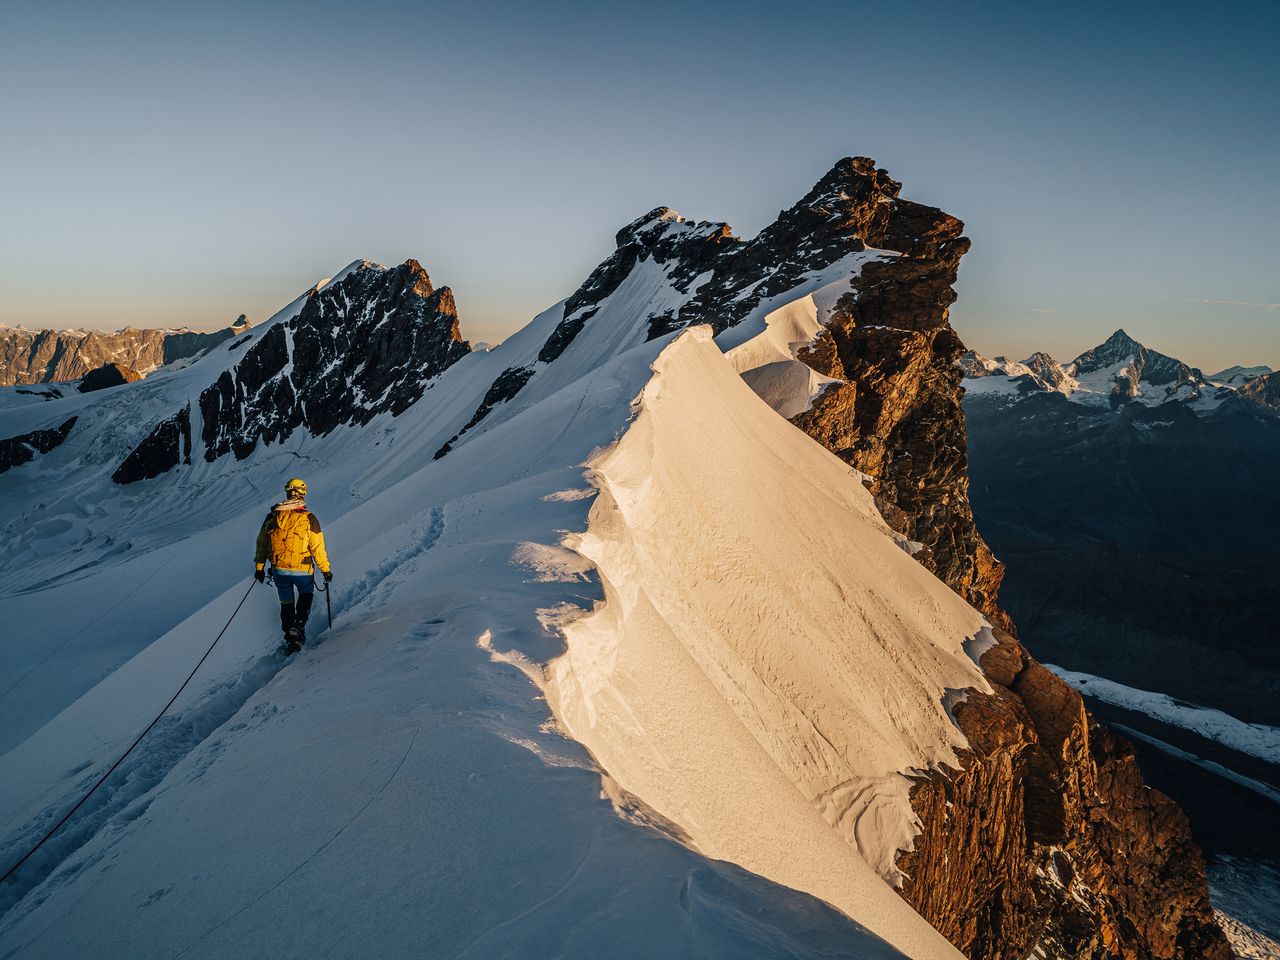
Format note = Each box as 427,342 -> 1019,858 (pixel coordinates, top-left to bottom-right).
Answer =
962,330 -> 1280,955
1207,363 -> 1274,386
960,328 -> 1279,414
0,160 -> 1234,959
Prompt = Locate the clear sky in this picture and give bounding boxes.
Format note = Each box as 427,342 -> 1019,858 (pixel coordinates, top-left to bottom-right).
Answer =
2,0 -> 1276,371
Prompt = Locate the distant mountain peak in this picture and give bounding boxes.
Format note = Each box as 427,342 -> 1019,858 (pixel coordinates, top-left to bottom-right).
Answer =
961,329 -> 1278,419
958,349 -> 1078,397
1071,328 -> 1145,373
1207,364 -> 1273,385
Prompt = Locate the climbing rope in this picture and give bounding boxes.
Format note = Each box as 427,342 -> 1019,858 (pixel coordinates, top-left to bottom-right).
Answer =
0,578 -> 259,887
312,572 -> 333,629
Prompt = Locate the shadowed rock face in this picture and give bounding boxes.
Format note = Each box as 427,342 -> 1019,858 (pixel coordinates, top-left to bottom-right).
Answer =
113,261 -> 469,480
198,260 -> 468,463
0,417 -> 77,475
78,362 -> 142,393
111,405 -> 191,484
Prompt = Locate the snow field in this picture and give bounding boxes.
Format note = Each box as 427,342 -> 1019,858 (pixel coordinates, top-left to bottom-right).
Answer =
1,248 -> 988,957
543,327 -> 991,958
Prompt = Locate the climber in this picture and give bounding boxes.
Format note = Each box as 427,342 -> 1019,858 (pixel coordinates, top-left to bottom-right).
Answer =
254,477 -> 333,653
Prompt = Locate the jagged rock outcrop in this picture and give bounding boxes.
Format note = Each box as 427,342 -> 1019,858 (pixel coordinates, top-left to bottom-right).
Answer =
0,318 -> 248,387
539,209 -> 736,361
900,630 -> 1231,960
528,158 -> 1006,626
1239,369 -> 1280,411
78,362 -> 142,393
774,162 -> 1006,624
115,261 -> 468,480
762,163 -> 1231,960
531,160 -> 1228,956
0,417 -> 77,475
111,405 -> 191,484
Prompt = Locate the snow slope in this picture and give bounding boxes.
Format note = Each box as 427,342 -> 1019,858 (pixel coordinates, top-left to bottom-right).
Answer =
0,266 -> 359,750
545,326 -> 991,953
0,249 -> 985,957
1048,667 -> 1280,765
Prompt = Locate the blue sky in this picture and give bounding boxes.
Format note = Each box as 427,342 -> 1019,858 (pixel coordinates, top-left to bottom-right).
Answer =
1,0 -> 1276,370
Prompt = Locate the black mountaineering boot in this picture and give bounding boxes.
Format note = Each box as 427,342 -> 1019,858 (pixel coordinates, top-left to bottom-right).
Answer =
294,593 -> 314,641
280,601 -> 294,641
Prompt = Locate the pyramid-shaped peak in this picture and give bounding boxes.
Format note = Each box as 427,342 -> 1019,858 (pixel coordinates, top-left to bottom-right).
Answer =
1071,328 -> 1147,373
1104,328 -> 1142,348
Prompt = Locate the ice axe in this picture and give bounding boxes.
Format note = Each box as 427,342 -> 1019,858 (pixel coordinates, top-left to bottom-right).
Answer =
314,572 -> 333,630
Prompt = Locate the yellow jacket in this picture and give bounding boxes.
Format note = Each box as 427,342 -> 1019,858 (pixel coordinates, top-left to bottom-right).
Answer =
255,502 -> 331,575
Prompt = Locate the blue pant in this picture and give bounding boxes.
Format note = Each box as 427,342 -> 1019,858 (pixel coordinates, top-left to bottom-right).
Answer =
274,571 -> 315,603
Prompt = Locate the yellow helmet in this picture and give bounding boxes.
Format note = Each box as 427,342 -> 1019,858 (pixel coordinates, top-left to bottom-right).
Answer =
284,477 -> 307,498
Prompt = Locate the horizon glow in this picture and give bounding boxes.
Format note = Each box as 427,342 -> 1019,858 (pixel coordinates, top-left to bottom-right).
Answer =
1,0 -> 1276,371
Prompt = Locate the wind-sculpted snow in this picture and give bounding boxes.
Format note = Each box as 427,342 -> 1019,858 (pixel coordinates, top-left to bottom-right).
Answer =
0,300 -> 965,958
1,158 -> 1234,959
544,327 -> 991,954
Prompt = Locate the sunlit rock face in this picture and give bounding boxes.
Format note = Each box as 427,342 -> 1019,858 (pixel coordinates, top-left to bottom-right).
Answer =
0,322 -> 245,387
902,629 -> 1231,960
712,158 -> 1228,960
97,157 -> 1230,959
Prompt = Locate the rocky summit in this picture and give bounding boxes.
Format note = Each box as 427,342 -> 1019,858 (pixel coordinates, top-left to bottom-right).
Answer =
112,260 -> 469,483
0,159 -> 1237,960
508,158 -> 1231,958
420,158 -> 1229,959
749,163 -> 1229,960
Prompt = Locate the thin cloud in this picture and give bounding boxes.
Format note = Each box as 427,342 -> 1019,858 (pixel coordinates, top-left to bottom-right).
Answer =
1190,298 -> 1280,311
1032,307 -> 1057,314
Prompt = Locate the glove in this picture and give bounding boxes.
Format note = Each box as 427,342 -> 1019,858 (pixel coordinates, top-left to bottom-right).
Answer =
323,570 -> 333,584
254,569 -> 265,584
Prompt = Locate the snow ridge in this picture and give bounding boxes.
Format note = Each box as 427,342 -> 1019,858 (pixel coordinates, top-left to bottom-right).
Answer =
541,326 -> 990,958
